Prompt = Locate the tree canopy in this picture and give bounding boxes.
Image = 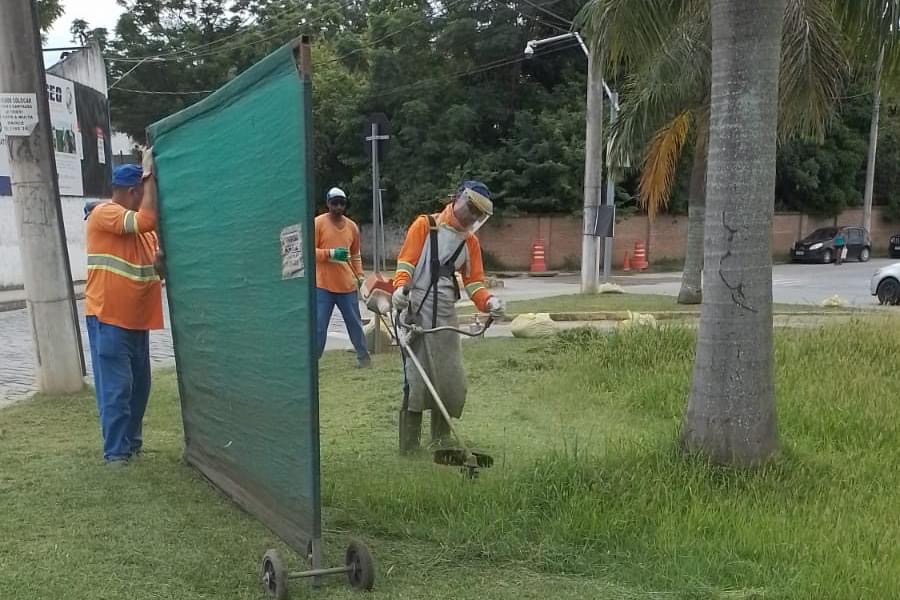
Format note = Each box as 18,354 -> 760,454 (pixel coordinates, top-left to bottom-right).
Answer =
57,0 -> 900,223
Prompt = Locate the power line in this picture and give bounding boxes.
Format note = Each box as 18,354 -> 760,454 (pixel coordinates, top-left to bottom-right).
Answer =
108,0 -> 359,64
111,87 -> 214,95
108,14 -> 260,62
519,0 -> 574,27
322,0 -> 467,65
368,40 -> 579,101
516,9 -> 571,34
110,41 -> 579,98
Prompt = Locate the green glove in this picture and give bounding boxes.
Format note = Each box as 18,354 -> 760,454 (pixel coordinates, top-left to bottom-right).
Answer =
330,247 -> 350,262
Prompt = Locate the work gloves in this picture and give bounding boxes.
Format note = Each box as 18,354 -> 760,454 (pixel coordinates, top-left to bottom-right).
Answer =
486,296 -> 505,317
392,287 -> 410,312
329,247 -> 350,262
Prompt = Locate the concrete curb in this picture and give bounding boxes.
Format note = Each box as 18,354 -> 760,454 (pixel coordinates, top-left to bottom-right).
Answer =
458,308 -> 862,324
0,291 -> 87,313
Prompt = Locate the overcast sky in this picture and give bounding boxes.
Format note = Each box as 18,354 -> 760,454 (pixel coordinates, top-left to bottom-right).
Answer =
43,0 -> 124,64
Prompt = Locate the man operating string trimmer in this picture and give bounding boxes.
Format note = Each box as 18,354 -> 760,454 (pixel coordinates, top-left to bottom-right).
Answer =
391,181 -> 506,452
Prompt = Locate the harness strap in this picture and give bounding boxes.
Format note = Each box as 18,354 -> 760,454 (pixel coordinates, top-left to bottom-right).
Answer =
413,214 -> 466,328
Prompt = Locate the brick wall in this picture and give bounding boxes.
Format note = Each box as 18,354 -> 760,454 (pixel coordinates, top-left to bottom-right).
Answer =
361,207 -> 898,271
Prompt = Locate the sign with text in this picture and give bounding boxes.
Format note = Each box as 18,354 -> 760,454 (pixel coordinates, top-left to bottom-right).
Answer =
0,94 -> 38,136
0,75 -> 111,198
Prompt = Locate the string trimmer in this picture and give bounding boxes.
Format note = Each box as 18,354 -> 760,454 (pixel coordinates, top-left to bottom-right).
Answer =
392,286 -> 494,478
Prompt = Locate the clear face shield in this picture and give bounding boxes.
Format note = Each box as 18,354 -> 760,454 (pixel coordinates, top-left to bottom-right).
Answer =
452,188 -> 493,234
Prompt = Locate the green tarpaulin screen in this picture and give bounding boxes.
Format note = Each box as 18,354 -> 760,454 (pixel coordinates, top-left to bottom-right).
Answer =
147,38 -> 320,553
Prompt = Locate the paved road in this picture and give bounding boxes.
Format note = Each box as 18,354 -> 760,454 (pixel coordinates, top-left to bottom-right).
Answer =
625,259 -> 896,307
2,260 -> 894,405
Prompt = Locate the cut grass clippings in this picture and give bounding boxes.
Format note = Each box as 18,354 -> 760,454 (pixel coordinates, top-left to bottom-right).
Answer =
459,292 -> 853,317
1,317 -> 899,599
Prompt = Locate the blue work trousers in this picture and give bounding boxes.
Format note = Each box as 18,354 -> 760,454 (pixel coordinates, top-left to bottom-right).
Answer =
86,316 -> 151,462
316,288 -> 370,362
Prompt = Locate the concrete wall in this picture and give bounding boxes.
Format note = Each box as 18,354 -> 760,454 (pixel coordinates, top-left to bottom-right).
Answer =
47,41 -> 108,95
0,197 -> 90,288
361,207 -> 898,272
2,206 -> 896,288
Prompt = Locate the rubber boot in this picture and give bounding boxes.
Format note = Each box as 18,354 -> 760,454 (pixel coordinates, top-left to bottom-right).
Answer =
430,410 -> 452,448
399,410 -> 422,454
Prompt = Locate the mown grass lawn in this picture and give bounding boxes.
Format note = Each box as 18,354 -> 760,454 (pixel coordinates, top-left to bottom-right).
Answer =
1,318 -> 898,599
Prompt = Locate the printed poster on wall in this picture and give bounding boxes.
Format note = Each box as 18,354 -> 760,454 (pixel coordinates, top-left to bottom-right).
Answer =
46,74 -> 84,196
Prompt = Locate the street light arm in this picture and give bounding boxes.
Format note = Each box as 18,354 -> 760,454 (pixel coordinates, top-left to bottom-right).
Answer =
524,32 -> 619,108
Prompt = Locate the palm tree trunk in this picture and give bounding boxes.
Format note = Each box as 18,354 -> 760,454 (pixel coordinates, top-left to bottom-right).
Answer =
677,131 -> 707,305
682,0 -> 782,466
862,43 -> 885,235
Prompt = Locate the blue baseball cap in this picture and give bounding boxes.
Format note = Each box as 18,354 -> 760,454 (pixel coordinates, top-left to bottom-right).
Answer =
460,180 -> 491,198
458,180 -> 493,215
112,164 -> 143,188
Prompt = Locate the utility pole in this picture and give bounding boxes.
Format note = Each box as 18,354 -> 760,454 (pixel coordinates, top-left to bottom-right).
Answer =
0,0 -> 85,393
582,50 -> 604,293
602,90 -> 619,282
863,42 -> 885,235
366,119 -> 389,353
526,33 -> 616,293
366,120 -> 390,271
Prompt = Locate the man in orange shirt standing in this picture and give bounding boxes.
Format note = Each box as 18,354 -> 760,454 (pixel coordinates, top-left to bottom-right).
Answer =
84,151 -> 164,466
315,187 -> 370,368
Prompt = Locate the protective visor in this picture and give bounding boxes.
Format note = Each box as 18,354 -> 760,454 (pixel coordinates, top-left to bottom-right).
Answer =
453,188 -> 493,234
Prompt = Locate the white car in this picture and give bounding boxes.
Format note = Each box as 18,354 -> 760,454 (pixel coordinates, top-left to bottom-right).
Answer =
871,262 -> 900,305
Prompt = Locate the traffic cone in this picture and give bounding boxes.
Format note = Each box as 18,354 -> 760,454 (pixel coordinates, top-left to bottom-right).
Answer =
633,241 -> 648,271
530,239 -> 547,273
622,251 -> 631,272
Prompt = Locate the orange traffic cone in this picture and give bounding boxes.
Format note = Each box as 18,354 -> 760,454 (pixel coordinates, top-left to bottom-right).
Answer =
633,241 -> 648,271
530,239 -> 547,273
622,251 -> 631,272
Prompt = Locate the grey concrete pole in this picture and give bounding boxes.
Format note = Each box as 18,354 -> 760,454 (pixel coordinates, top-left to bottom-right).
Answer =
0,0 -> 85,393
862,43 -> 884,235
603,91 -> 618,282
581,51 -> 603,294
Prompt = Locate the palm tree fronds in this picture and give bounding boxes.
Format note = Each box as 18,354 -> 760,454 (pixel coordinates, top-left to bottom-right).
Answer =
779,0 -> 849,141
607,7 -> 709,168
575,0 -> 689,70
638,110 -> 692,219
835,0 -> 900,78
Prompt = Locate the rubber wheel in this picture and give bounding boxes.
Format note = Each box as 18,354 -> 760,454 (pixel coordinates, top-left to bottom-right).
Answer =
822,250 -> 833,264
345,540 -> 375,591
860,247 -> 871,262
261,549 -> 289,599
877,278 -> 900,306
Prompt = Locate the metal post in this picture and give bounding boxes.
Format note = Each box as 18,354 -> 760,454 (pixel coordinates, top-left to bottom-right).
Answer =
378,188 -> 387,272
370,123 -> 381,272
603,91 -> 618,282
0,0 -> 84,393
368,124 -> 383,353
581,50 -> 604,294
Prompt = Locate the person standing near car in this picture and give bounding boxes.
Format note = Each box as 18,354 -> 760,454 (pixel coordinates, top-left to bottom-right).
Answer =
834,230 -> 846,265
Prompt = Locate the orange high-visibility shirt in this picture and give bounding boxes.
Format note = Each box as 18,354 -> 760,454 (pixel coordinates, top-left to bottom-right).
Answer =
314,214 -> 364,293
393,204 -> 492,313
85,202 -> 164,331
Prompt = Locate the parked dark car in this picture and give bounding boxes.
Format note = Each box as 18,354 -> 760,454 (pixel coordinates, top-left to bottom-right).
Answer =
790,226 -> 871,263
891,233 -> 900,259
